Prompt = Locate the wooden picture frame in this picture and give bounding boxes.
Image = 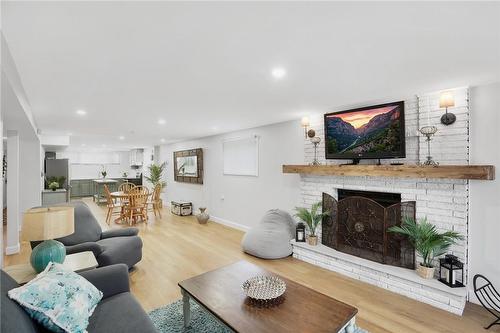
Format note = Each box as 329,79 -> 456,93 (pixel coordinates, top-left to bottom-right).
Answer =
173,148 -> 203,184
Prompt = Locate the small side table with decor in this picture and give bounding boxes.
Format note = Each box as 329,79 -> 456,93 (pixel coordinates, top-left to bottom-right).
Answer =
3,251 -> 98,285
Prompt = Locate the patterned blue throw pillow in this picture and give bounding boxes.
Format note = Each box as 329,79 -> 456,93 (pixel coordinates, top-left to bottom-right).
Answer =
8,262 -> 103,333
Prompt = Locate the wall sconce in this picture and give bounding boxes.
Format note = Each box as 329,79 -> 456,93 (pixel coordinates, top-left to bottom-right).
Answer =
301,117 -> 310,138
439,91 -> 456,125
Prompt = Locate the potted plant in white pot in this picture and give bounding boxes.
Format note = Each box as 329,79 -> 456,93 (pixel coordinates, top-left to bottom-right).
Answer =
294,202 -> 329,246
388,217 -> 463,279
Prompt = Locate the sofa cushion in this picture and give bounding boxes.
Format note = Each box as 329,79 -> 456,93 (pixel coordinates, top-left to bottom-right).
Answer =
1,271 -> 40,333
241,209 -> 296,259
87,293 -> 157,333
8,262 -> 103,333
96,236 -> 143,268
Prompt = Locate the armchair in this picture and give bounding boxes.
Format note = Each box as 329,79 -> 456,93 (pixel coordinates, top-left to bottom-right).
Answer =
32,202 -> 142,268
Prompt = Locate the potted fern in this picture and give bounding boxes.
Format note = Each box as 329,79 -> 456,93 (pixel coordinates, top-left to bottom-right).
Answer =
388,217 -> 463,279
294,202 -> 329,246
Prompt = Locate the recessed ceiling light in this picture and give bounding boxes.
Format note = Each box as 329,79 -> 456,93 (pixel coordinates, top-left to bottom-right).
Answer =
81,143 -> 86,147
160,138 -> 166,143
76,109 -> 87,116
271,67 -> 286,79
119,136 -> 125,140
158,119 -> 166,125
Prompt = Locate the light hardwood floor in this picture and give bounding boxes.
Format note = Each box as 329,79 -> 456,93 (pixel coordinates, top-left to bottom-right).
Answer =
3,198 -> 497,333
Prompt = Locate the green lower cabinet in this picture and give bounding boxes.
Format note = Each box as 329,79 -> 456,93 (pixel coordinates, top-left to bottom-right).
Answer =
81,180 -> 92,196
70,180 -> 81,197
71,179 -> 120,198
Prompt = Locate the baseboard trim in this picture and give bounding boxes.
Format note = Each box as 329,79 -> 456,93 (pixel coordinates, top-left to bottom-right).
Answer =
5,244 -> 20,255
210,215 -> 250,232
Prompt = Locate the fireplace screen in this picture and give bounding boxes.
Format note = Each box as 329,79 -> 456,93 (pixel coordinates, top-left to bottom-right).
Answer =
322,191 -> 415,269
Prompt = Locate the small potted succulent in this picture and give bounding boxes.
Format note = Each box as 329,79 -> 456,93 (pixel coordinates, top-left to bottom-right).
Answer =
48,181 -> 59,191
388,217 -> 463,279
294,202 -> 329,246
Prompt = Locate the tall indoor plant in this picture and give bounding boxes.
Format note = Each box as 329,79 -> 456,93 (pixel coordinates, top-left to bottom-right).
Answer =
145,162 -> 167,191
294,202 -> 329,246
388,217 -> 463,279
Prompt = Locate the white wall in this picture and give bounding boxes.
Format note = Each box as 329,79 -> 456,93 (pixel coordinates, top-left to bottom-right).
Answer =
19,137 -> 42,215
160,120 -> 303,231
469,82 -> 500,303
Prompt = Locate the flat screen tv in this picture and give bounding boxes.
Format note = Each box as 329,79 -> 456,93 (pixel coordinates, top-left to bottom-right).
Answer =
324,101 -> 405,162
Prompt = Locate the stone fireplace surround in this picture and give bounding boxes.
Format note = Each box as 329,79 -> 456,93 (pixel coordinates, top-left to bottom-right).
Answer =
292,87 -> 470,315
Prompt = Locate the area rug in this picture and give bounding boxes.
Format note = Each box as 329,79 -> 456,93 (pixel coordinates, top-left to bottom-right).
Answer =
149,299 -> 369,333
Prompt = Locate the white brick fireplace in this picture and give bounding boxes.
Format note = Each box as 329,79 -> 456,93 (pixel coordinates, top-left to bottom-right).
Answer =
294,87 -> 470,314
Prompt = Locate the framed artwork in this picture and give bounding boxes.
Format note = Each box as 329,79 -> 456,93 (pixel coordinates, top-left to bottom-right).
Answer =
173,148 -> 203,184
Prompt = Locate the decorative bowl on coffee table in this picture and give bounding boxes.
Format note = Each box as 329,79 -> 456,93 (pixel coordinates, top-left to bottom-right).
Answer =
242,275 -> 286,302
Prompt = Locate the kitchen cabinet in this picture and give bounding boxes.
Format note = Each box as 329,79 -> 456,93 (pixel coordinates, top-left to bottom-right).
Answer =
70,179 -> 95,197
129,149 -> 144,167
81,180 -> 92,196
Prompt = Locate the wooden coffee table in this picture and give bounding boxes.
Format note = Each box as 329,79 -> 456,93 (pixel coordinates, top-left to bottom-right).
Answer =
178,260 -> 357,333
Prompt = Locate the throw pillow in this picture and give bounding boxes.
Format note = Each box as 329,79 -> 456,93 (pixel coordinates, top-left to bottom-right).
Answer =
8,262 -> 103,333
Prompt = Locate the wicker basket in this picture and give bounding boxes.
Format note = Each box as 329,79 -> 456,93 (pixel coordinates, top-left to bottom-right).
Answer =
416,264 -> 435,279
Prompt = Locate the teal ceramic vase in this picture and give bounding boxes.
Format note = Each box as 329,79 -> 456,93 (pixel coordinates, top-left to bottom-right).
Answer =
30,240 -> 66,273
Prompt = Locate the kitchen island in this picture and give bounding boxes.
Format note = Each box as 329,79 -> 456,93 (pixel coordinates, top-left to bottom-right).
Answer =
93,179 -> 118,203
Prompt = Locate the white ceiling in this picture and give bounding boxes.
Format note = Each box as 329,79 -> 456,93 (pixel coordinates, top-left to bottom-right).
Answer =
2,1 -> 500,150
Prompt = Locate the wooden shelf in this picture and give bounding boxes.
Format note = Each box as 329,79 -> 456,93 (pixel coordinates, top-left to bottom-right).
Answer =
282,164 -> 495,180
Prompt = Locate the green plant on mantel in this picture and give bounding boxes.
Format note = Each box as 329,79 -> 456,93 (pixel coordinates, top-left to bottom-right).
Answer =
145,162 -> 167,191
48,182 -> 59,191
388,217 -> 463,268
294,202 -> 329,237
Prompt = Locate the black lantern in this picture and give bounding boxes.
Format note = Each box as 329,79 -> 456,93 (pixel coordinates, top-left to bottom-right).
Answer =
296,222 -> 306,242
438,254 -> 465,288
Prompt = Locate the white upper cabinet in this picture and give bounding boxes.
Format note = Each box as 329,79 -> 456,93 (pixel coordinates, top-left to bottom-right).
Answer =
129,149 -> 144,167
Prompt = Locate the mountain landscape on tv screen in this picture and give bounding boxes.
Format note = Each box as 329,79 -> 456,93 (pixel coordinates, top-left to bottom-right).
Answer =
326,106 -> 402,156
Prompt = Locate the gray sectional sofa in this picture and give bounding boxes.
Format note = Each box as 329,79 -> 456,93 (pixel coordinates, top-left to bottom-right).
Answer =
1,264 -> 158,333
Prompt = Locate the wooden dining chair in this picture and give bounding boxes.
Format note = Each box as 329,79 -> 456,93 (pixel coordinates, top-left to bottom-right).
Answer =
125,186 -> 150,225
118,182 -> 136,206
118,182 -> 136,193
148,184 -> 162,218
104,184 -> 123,225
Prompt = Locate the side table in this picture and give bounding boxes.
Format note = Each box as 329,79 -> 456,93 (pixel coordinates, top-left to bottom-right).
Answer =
3,251 -> 98,285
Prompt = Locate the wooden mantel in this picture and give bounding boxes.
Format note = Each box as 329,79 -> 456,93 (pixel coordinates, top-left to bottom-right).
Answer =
282,164 -> 495,180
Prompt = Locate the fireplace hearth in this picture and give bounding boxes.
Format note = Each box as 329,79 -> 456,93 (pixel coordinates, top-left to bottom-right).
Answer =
322,190 -> 415,269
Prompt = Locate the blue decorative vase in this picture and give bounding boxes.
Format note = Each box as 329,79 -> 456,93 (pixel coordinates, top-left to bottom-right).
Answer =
30,240 -> 66,273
